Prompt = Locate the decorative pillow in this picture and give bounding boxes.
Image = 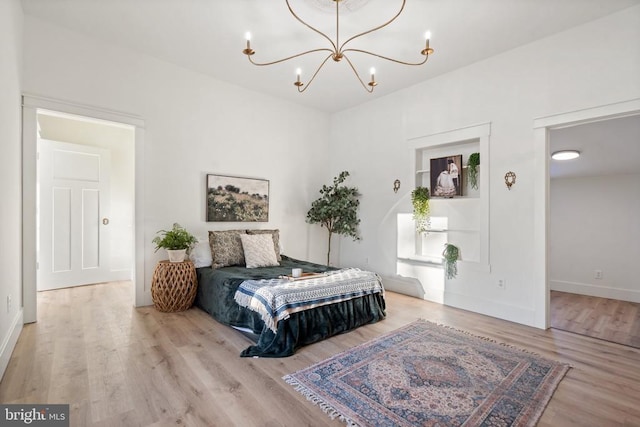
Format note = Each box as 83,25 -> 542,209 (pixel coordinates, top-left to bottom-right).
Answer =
209,230 -> 247,269
239,233 -> 279,268
189,239 -> 212,268
246,229 -> 282,262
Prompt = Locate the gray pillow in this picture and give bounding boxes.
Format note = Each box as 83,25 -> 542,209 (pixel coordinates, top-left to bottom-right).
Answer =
208,229 -> 247,268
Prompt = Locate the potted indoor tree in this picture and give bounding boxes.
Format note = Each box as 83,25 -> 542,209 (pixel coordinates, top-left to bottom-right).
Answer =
152,223 -> 198,262
307,171 -> 361,265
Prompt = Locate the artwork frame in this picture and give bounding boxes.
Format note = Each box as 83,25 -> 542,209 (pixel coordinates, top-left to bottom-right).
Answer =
206,174 -> 269,222
430,155 -> 463,198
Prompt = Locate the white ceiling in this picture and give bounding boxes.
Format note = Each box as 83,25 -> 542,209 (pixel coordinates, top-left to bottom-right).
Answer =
550,115 -> 640,179
20,0 -> 640,113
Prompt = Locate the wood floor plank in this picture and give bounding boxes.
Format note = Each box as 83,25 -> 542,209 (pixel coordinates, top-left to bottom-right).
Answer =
551,290 -> 640,348
1,282 -> 639,426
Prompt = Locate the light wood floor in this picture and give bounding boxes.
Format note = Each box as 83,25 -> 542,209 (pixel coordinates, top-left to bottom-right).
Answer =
1,282 -> 639,426
551,291 -> 640,348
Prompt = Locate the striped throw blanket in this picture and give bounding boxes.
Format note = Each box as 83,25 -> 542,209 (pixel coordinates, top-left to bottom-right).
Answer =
234,268 -> 384,332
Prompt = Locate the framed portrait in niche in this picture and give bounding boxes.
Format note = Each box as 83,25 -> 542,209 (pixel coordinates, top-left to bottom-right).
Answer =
206,174 -> 269,222
430,155 -> 463,198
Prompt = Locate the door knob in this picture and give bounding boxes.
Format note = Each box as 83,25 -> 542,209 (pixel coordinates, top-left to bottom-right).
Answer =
102,218 -> 110,225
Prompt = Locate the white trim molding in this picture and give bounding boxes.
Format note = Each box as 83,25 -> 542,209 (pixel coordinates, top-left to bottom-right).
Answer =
0,309 -> 23,382
551,280 -> 640,304
532,98 -> 640,329
22,94 -> 148,324
407,123 -> 492,271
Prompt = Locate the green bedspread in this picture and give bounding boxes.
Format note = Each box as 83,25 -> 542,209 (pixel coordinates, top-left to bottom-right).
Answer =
195,256 -> 386,357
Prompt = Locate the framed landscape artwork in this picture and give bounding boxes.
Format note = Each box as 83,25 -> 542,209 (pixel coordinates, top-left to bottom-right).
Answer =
430,155 -> 463,198
206,174 -> 269,222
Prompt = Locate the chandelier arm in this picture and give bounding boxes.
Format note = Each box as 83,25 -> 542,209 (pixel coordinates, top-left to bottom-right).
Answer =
343,54 -> 375,93
286,0 -> 338,53
339,0 -> 406,52
247,48 -> 334,66
297,53 -> 334,93
342,48 -> 430,66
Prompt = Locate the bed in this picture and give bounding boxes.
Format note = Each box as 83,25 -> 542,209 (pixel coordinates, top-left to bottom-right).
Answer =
195,255 -> 386,357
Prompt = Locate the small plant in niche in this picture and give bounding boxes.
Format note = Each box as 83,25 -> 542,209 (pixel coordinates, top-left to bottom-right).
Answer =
306,171 -> 361,265
442,243 -> 459,280
411,186 -> 431,233
467,152 -> 480,190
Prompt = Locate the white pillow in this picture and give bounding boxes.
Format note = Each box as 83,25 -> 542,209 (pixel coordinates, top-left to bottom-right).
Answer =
189,240 -> 213,268
239,233 -> 279,268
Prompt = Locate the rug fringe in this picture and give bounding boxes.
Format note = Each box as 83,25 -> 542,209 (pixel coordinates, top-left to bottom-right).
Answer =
283,375 -> 358,426
422,319 -> 569,362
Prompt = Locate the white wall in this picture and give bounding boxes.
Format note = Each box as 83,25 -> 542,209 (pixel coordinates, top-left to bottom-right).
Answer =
0,0 -> 24,380
550,174 -> 640,302
22,16 -> 331,304
329,6 -> 640,326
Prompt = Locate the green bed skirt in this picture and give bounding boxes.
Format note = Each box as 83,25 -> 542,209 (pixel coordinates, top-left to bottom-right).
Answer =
195,256 -> 386,357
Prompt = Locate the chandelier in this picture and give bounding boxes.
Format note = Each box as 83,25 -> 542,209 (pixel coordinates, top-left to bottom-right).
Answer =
242,0 -> 434,93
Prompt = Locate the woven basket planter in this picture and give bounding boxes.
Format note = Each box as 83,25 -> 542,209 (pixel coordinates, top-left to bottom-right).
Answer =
151,260 -> 197,312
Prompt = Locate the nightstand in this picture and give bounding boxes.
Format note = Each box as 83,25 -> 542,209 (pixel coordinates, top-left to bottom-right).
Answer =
151,260 -> 197,312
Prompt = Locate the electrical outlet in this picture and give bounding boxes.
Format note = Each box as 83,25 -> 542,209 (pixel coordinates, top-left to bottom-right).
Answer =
6,295 -> 11,313
595,270 -> 603,279
497,279 -> 506,289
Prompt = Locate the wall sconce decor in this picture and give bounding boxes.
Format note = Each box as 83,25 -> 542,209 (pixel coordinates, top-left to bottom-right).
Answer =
393,179 -> 401,193
504,171 -> 516,190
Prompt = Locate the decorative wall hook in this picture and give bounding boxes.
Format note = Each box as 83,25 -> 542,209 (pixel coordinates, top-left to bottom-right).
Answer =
504,171 -> 516,190
393,179 -> 401,193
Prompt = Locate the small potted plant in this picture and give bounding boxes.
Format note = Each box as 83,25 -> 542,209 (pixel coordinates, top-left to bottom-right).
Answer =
152,223 -> 197,262
442,243 -> 459,280
467,152 -> 480,190
411,186 -> 431,233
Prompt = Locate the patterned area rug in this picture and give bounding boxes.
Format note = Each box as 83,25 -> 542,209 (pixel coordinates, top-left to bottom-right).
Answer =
284,320 -> 569,427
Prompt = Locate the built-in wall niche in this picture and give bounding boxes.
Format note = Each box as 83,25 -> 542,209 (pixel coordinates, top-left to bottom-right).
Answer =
403,123 -> 491,274
415,140 -> 481,199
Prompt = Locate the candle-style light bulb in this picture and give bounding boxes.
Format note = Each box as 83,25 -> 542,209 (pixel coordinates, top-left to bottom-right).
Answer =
422,30 -> 433,55
294,68 -> 303,87
243,32 -> 254,56
368,67 -> 377,88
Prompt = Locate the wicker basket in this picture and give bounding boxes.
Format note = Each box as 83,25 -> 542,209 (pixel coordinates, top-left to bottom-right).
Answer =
151,260 -> 197,312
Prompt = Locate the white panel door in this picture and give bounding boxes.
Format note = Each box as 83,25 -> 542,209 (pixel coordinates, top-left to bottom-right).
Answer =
38,139 -> 111,290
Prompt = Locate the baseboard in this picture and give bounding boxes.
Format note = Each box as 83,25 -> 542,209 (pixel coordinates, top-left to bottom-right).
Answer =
109,269 -> 132,282
443,291 -> 538,328
551,280 -> 640,303
0,308 -> 23,382
380,274 -> 425,299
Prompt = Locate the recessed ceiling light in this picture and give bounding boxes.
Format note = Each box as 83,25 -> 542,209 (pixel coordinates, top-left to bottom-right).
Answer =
551,150 -> 580,160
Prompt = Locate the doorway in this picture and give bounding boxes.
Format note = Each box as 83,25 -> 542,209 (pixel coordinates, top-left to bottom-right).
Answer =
22,95 -> 148,324
37,111 -> 135,290
532,97 -> 640,330
547,114 -> 640,346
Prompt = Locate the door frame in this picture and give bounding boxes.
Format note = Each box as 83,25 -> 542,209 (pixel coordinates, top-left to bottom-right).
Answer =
22,94 -> 147,323
532,97 -> 640,329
